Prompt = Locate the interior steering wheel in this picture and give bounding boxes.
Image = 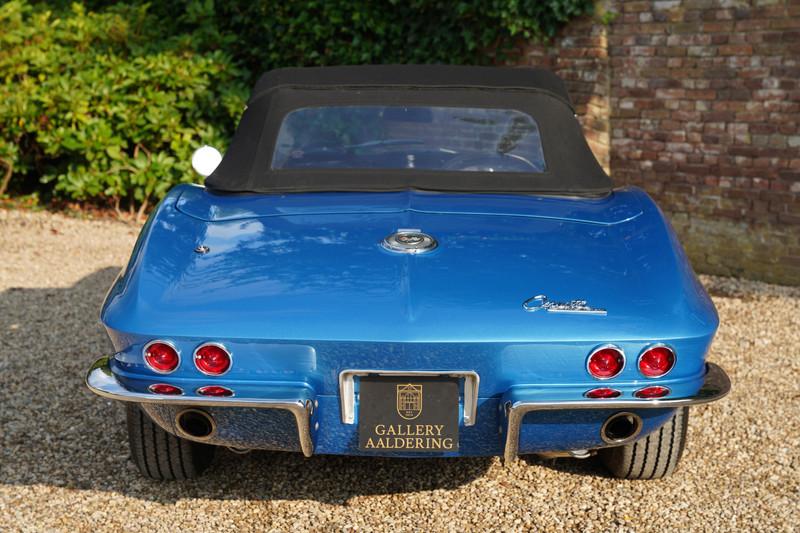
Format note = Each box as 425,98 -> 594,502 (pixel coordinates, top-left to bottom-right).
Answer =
442,152 -> 539,172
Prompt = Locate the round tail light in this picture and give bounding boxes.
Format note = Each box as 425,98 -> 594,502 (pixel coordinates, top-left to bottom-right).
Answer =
587,346 -> 625,379
148,383 -> 183,395
634,385 -> 670,399
194,343 -> 231,375
197,385 -> 233,397
585,387 -> 621,399
638,345 -> 675,378
143,341 -> 180,373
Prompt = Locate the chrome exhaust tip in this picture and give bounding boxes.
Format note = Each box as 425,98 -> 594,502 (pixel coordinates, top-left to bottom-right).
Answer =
600,412 -> 643,445
175,408 -> 216,440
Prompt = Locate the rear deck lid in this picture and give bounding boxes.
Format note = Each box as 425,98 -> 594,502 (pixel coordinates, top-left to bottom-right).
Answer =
176,186 -> 643,226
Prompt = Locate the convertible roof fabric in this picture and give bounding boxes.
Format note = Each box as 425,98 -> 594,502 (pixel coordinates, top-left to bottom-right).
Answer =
205,65 -> 613,196
249,65 -> 573,105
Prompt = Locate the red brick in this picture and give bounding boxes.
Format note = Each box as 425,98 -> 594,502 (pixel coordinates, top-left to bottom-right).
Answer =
686,89 -> 717,100
702,21 -> 735,32
518,3 -> 800,284
770,18 -> 800,30
623,1 -> 652,13
779,171 -> 800,182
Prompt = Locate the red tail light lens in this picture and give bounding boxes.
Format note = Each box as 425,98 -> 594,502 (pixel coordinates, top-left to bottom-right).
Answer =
143,341 -> 179,373
148,383 -> 183,395
634,385 -> 670,399
585,387 -> 621,399
197,385 -> 233,397
587,346 -> 625,379
194,344 -> 231,375
638,345 -> 675,378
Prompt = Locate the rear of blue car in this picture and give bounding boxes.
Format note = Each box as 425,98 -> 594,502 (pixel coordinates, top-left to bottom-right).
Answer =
85,65 -> 730,481
87,184 -> 729,479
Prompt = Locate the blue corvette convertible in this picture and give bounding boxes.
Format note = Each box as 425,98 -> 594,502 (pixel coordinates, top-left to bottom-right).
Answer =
86,65 -> 730,480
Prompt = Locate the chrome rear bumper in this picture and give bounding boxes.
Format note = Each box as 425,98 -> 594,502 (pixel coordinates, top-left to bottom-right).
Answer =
502,362 -> 731,462
87,356 -> 729,462
85,356 -> 316,457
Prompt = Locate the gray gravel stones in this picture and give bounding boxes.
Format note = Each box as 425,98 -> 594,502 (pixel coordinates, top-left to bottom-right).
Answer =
1,208 -> 798,532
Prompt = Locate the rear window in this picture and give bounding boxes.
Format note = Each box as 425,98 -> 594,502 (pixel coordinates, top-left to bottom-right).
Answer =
271,106 -> 545,173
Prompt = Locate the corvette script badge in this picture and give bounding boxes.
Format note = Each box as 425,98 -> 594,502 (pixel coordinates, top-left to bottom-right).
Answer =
523,294 -> 607,316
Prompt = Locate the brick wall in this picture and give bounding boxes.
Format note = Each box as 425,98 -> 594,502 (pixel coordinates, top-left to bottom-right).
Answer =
524,16 -> 612,173
520,0 -> 800,285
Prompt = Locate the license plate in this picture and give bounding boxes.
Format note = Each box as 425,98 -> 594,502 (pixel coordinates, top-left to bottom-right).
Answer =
358,376 -> 459,452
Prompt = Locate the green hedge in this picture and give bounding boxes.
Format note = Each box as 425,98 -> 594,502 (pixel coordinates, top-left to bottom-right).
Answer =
0,1 -> 247,215
0,0 -> 594,212
208,1 -> 596,82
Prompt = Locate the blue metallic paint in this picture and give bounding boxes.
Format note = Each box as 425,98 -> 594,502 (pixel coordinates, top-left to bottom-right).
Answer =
99,184 -> 718,456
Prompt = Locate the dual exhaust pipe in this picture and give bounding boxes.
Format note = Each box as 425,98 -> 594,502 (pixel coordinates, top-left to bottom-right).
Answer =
175,408 -> 216,440
541,411 -> 645,459
600,411 -> 643,445
175,408 -> 249,454
175,407 -> 642,448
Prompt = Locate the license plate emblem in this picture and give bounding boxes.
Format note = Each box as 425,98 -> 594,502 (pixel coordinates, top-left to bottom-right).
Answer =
358,376 -> 459,452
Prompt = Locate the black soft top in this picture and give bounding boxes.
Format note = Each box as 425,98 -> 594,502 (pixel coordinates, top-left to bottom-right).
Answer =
249,65 -> 573,105
205,65 -> 612,196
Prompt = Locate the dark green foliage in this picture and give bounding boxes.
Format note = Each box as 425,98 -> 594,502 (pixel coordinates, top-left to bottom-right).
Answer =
208,0 -> 595,85
0,0 -> 593,210
0,1 -> 248,214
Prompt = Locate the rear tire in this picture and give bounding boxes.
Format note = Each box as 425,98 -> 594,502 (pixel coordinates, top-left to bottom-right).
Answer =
599,407 -> 689,479
126,404 -> 216,480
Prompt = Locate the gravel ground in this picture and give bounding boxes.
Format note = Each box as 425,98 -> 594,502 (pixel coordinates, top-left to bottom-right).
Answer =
0,208 -> 798,532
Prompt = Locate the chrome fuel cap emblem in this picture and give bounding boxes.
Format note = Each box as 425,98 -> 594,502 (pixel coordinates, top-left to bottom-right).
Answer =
382,229 -> 438,254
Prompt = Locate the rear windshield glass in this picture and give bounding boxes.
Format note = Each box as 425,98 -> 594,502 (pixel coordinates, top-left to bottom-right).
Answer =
271,106 -> 545,173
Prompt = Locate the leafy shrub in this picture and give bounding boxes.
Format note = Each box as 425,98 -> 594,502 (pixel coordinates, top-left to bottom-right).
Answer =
0,0 -> 593,213
0,1 -> 247,215
159,0 -> 596,85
